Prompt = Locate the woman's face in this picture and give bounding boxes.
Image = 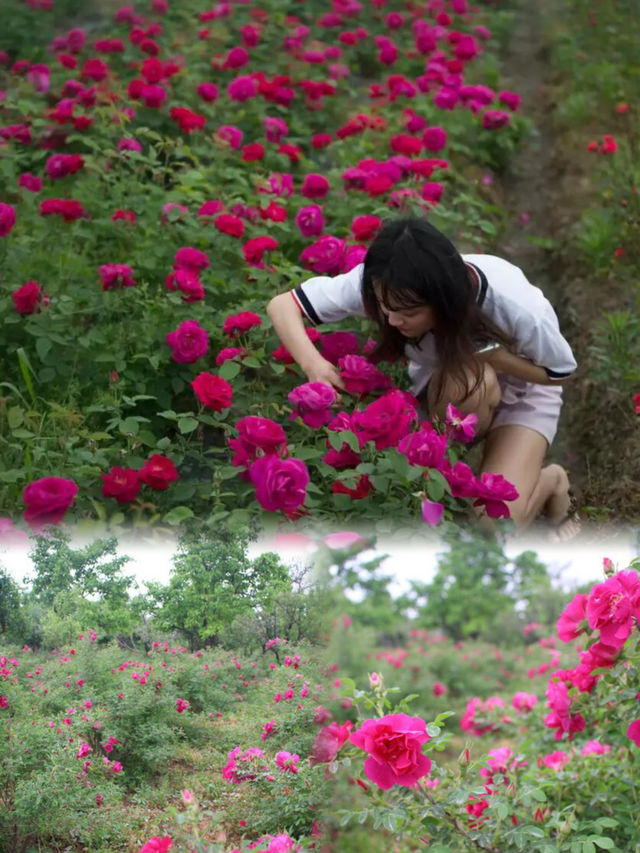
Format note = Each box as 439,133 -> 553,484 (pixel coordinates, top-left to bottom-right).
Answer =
374,285 -> 437,339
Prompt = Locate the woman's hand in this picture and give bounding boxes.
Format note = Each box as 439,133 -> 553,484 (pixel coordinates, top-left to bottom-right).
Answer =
303,357 -> 346,393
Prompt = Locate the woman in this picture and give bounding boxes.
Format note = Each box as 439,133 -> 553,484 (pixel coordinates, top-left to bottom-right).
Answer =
267,217 -> 579,537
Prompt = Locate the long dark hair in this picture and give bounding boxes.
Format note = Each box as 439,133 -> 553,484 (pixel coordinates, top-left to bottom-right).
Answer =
361,217 -> 515,404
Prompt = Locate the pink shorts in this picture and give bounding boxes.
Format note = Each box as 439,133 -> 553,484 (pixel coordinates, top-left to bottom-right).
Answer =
489,375 -> 563,446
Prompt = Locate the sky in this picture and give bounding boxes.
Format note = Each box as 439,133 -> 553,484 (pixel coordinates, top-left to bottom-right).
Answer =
2,526 -> 637,596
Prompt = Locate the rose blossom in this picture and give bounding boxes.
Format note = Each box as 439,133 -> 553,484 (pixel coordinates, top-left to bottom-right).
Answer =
138,454 -> 178,490
294,204 -> 324,238
0,202 -> 16,236
299,234 -> 346,275
349,713 -> 431,790
12,280 -> 49,314
398,424 -> 447,468
288,382 -> 337,428
101,467 -> 141,503
22,477 -> 78,527
556,593 -> 588,642
586,570 -> 640,649
139,838 -> 172,853
222,311 -> 262,336
165,320 -> 209,363
338,354 -> 392,395
310,721 -> 353,765
191,372 -> 233,411
352,390 -> 418,450
318,331 -> 359,364
250,455 -> 309,514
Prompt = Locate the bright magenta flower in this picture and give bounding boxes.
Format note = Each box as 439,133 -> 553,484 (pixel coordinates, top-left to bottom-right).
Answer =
99,264 -> 135,290
166,320 -> 209,363
349,713 -> 431,789
288,382 -> 337,428
556,593 -> 588,642
0,202 -> 16,236
310,721 -> 353,765
627,720 -> 640,747
250,455 -> 309,514
586,570 -> 640,649
22,477 -> 78,527
138,837 -> 172,853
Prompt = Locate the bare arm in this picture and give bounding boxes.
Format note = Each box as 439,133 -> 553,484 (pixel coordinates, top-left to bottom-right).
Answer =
266,292 -> 345,390
479,346 -> 573,385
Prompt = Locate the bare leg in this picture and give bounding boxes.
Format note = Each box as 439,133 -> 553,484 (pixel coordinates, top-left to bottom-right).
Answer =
479,425 -> 579,535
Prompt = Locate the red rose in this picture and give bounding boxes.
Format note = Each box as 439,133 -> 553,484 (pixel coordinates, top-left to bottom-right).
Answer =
0,203 -> 17,236
139,455 -> 178,490
301,173 -> 330,199
214,213 -> 245,238
350,215 -> 382,242
191,372 -> 233,411
101,467 -> 141,503
332,474 -> 372,500
12,280 -> 49,314
22,477 -> 78,527
222,311 -> 262,336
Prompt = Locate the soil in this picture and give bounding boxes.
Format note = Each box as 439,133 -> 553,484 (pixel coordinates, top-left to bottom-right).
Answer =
490,0 -> 639,539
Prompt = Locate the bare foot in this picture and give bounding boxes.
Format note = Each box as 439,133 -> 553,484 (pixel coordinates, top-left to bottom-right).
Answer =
543,465 -> 581,542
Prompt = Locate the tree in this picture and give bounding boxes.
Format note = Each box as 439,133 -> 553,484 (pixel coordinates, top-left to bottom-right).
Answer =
0,565 -> 25,642
412,530 -> 551,642
25,531 -> 135,643
146,527 -> 291,651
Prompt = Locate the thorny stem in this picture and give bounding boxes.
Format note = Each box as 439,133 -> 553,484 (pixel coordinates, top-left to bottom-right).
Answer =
418,783 -> 501,853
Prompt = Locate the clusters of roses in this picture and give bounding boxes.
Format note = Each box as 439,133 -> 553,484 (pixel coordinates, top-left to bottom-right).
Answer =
229,352 -> 518,522
546,563 -> 640,743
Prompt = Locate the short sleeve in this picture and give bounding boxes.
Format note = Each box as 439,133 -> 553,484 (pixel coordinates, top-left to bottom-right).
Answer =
512,309 -> 577,380
292,264 -> 366,325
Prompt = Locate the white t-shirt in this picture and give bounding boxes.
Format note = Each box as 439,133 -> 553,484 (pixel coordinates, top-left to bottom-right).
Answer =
291,254 -> 577,395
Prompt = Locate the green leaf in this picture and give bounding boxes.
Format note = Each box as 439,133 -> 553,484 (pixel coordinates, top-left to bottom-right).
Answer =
242,356 -> 261,369
119,417 -> 139,435
163,506 -> 195,525
589,838 -> 614,850
35,337 -> 52,361
16,348 -> 36,403
529,788 -> 546,802
178,417 -> 199,434
8,406 -> 24,429
219,360 -> 241,380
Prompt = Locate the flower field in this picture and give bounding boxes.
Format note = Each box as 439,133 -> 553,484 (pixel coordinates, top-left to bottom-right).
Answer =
0,0 -> 534,530
2,532 -> 640,852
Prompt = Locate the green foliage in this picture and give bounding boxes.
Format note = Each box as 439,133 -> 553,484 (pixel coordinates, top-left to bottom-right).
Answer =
146,526 -> 291,651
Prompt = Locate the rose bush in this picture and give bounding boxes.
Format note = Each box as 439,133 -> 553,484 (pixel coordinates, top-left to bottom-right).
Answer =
0,0 -> 527,528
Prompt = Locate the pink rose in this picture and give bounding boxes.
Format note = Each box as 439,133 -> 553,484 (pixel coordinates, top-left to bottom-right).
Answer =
627,720 -> 640,747
174,246 -> 210,272
301,173 -> 330,199
165,320 -> 209,363
288,382 -> 336,428
319,331 -> 360,365
342,244 -> 367,272
0,202 -> 16,237
338,355 -> 392,396
299,234 -> 346,275
398,425 -> 447,468
352,390 -> 418,450
472,472 -> 518,518
22,477 -> 78,527
138,837 -> 172,853
586,570 -> 639,649
349,713 -> 431,789
294,204 -> 324,238
310,721 -> 353,765
250,455 -> 309,514
556,593 -> 588,642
